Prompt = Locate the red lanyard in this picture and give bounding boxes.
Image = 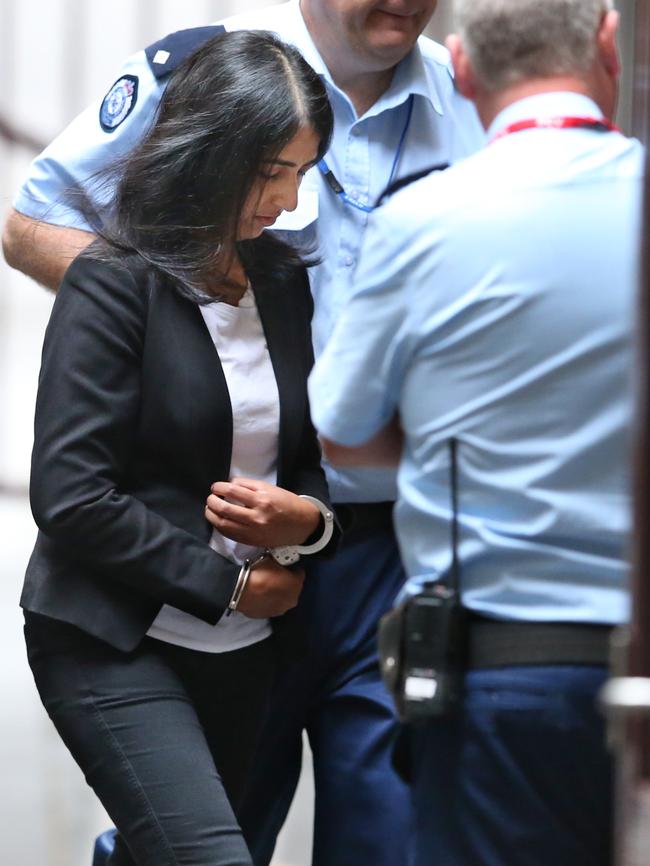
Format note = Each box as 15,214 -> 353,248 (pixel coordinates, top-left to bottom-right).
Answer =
490,116 -> 620,144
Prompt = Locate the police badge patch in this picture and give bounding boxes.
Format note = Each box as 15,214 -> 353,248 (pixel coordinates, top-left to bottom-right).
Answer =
99,75 -> 139,132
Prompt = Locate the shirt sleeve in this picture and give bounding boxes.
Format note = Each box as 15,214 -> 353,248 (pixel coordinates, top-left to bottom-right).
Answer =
13,51 -> 165,231
308,204 -> 419,446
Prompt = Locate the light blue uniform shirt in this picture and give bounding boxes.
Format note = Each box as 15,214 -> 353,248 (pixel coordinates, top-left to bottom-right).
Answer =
13,0 -> 485,504
310,92 -> 643,624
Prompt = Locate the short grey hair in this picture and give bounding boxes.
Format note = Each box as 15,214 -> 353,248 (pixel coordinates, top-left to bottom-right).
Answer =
454,0 -> 615,92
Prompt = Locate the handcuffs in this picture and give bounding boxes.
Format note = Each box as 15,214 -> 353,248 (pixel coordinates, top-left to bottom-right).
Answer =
226,496 -> 334,615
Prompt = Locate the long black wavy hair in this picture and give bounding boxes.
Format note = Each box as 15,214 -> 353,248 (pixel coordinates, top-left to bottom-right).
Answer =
88,30 -> 333,302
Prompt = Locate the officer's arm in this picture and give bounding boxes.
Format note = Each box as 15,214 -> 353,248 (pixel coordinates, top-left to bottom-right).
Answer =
4,29 -> 229,293
320,415 -> 403,467
2,208 -> 94,292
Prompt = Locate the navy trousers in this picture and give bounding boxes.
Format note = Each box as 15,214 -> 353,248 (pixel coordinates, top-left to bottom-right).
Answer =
238,519 -> 412,866
408,665 -> 613,866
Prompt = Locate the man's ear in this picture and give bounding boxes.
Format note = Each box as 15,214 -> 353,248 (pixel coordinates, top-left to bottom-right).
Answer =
597,9 -> 621,80
446,34 -> 477,100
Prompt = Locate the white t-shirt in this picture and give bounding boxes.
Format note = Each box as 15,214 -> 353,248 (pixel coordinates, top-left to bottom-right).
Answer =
147,286 -> 279,652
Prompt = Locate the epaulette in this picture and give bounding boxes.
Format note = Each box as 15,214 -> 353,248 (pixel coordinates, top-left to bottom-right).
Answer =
376,163 -> 450,207
145,25 -> 226,79
99,25 -> 227,132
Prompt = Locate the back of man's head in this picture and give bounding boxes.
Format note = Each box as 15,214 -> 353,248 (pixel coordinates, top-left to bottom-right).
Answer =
454,0 -> 614,92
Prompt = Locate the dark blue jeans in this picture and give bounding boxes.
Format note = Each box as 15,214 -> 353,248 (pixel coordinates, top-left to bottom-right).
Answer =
24,611 -> 275,866
409,665 -> 613,866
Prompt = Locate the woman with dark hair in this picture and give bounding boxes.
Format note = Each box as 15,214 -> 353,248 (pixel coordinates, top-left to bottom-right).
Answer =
21,31 -> 335,866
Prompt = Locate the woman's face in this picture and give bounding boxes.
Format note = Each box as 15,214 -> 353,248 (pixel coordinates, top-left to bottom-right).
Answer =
238,125 -> 321,240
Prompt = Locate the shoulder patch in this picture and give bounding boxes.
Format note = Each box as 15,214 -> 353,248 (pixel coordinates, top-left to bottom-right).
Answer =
376,163 -> 450,207
99,75 -> 139,133
145,25 -> 226,79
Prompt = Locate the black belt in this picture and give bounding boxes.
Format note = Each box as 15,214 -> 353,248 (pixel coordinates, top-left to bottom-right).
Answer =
467,616 -> 613,669
335,501 -> 394,533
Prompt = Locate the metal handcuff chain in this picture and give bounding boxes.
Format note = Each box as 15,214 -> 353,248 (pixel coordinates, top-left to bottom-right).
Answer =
225,551 -> 267,617
267,495 -> 335,566
226,496 -> 334,614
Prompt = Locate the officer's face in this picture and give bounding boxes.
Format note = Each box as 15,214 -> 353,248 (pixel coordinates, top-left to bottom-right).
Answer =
238,125 -> 321,240
301,0 -> 437,73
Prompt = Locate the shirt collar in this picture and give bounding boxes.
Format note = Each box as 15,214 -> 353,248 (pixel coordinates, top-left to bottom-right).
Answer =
288,1 -> 444,119
487,92 -> 605,140
372,41 -> 444,118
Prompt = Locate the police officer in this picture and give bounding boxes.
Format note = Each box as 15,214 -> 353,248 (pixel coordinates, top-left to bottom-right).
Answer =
310,1 -> 639,864
2,2 -> 484,865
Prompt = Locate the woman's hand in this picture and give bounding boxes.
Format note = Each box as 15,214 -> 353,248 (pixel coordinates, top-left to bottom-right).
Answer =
236,557 -> 305,619
205,477 -> 321,548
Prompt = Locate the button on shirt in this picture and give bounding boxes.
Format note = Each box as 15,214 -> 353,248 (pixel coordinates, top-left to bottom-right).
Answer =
309,92 -> 643,625
13,0 -> 485,503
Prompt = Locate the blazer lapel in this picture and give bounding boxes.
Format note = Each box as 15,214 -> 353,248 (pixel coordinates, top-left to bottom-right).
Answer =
187,301 -> 235,485
148,284 -> 233,490
253,275 -> 306,487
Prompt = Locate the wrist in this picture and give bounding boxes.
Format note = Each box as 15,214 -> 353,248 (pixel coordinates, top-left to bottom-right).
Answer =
225,552 -> 267,616
299,498 -> 321,542
268,497 -> 334,566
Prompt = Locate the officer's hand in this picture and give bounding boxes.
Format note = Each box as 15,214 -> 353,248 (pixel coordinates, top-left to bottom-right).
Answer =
235,558 -> 305,619
206,477 -> 320,547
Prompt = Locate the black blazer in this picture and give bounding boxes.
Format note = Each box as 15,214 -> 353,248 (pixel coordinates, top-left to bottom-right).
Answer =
22,253 -> 335,652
